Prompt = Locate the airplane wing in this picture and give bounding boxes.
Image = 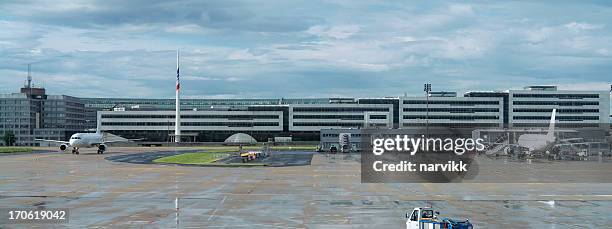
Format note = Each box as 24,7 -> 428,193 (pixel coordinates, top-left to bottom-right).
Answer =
554,142 -> 605,147
559,138 -> 584,143
488,143 -> 521,147
35,139 -> 69,144
101,138 -> 144,144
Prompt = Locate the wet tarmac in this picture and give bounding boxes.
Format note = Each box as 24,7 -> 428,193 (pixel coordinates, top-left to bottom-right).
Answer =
0,147 -> 611,228
0,150 -> 54,157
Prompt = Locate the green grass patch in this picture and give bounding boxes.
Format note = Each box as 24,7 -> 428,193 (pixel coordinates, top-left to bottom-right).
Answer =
153,152 -> 229,165
0,147 -> 33,153
191,162 -> 265,167
264,145 -> 317,151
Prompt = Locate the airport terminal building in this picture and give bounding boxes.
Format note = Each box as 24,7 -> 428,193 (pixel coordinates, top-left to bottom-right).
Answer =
96,101 -> 395,142
0,87 -> 87,146
93,85 -> 609,143
1,84 -> 610,145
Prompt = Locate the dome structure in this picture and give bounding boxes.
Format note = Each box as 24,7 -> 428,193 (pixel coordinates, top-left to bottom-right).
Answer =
223,133 -> 257,145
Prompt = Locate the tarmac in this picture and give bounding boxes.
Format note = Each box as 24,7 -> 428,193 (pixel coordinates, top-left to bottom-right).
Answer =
0,147 -> 611,228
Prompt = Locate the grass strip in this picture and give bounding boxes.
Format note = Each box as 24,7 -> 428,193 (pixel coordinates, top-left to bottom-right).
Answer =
0,147 -> 33,153
153,152 -> 229,165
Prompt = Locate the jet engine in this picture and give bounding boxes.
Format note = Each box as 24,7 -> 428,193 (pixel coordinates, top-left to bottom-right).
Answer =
98,144 -> 107,154
59,144 -> 68,151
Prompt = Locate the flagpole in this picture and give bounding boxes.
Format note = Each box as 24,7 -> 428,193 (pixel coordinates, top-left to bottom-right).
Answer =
175,50 -> 181,143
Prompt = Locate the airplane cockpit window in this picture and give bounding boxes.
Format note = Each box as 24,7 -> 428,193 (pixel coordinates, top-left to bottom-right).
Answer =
422,210 -> 434,218
410,210 -> 418,221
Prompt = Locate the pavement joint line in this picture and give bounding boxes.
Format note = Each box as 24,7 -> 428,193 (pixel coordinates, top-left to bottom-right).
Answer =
207,195 -> 227,222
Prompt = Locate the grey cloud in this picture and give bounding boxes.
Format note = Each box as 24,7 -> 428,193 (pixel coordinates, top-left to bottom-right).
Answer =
1,0 -> 324,33
1,1 -> 611,98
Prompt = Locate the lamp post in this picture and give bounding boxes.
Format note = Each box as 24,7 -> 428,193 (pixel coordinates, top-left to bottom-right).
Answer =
424,83 -> 431,138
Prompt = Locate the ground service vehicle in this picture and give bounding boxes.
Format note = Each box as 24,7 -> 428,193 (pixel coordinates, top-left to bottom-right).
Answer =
406,207 -> 473,229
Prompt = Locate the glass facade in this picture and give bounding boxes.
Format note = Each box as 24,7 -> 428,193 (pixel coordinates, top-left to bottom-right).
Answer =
0,93 -> 85,146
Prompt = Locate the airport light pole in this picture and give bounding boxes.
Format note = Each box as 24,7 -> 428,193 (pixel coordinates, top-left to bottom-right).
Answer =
424,83 -> 431,138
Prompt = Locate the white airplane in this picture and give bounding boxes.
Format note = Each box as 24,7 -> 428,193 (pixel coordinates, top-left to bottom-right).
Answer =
36,129 -> 140,154
486,109 -> 606,157
512,108 -> 602,154
515,108 -> 558,153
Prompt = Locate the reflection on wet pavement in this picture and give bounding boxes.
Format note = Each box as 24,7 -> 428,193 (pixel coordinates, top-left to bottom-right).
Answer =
0,147 -> 610,228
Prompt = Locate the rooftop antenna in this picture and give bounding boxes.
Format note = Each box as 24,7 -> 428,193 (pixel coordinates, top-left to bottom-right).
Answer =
27,64 -> 32,89
24,63 -> 34,97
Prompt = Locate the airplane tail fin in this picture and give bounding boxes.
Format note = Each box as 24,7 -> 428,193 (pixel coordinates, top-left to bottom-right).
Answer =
96,111 -> 101,134
546,108 -> 556,139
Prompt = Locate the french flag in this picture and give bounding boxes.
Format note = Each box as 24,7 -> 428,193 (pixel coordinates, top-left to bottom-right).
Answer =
176,66 -> 180,91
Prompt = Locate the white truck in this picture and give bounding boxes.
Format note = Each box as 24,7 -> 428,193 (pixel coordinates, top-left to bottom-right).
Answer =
406,207 -> 473,229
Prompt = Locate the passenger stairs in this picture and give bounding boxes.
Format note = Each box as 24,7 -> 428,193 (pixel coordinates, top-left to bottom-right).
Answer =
485,135 -> 509,156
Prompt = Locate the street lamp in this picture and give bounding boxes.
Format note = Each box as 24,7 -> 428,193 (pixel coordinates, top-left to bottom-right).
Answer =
424,83 -> 431,137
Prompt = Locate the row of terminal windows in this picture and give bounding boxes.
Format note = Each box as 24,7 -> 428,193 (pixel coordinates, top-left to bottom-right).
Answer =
86,100 -> 287,106
322,134 -> 340,137
0,125 -> 31,128
292,107 -> 389,112
369,115 -> 387,119
512,94 -> 599,99
0,118 -> 31,122
513,108 -> 599,113
101,114 -> 279,119
513,123 -> 602,128
402,100 -> 499,105
0,106 -> 31,111
293,115 -> 364,120
292,122 -> 363,127
246,107 -> 286,111
294,115 -> 386,120
402,123 -> 501,127
101,122 -> 280,127
403,115 -> 500,120
513,116 -> 599,121
513,101 -> 598,106
403,108 -> 499,113
86,99 -> 327,106
321,133 -> 362,137
0,112 -> 32,117
0,100 -> 30,105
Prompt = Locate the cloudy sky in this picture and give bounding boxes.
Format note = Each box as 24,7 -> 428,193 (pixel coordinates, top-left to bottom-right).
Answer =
0,0 -> 611,98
